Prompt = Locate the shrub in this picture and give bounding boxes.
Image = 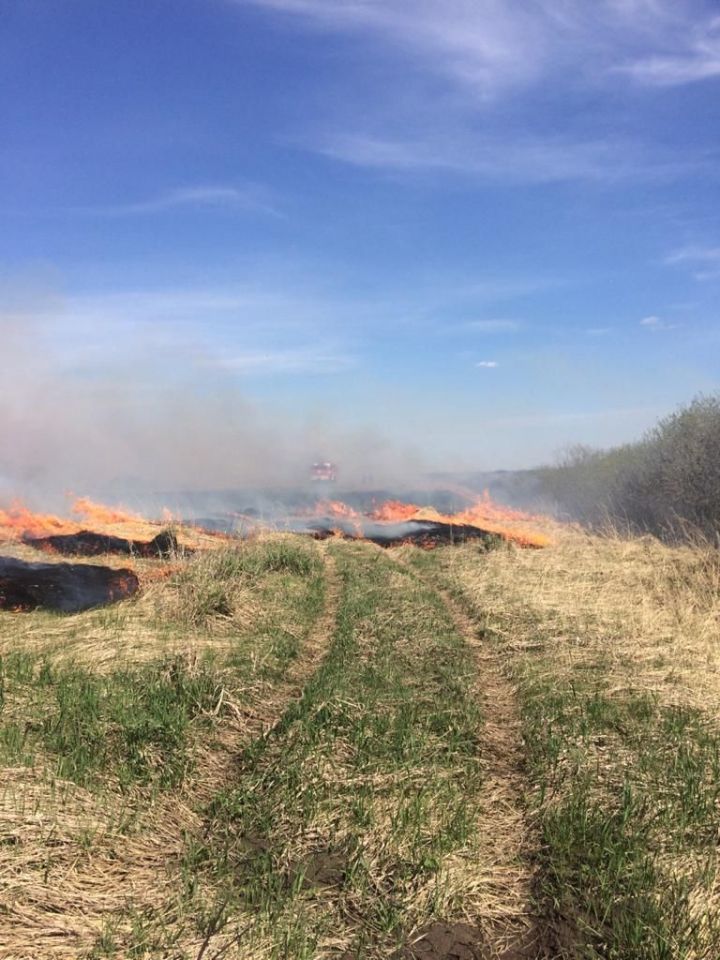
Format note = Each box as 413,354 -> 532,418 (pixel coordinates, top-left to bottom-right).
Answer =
538,394 -> 720,539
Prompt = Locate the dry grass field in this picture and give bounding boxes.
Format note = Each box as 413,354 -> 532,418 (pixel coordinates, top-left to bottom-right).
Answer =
1,524 -> 719,959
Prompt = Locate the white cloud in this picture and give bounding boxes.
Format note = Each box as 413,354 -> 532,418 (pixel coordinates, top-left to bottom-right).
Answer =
241,0 -> 549,96
18,282 -> 364,380
465,319 -> 521,333
617,15 -> 720,86
221,346 -> 356,374
242,0 -> 720,94
476,360 -> 499,368
666,245 -> 720,280
237,0 -> 716,190
640,315 -> 677,330
78,185 -> 280,217
317,131 -> 689,183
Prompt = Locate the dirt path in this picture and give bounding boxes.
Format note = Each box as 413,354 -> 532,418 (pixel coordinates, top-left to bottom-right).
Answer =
393,554 -> 541,960
185,547 -> 341,800
250,547 -> 341,736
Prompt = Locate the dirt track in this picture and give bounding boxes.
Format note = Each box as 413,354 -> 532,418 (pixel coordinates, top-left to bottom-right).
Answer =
389,552 -> 542,960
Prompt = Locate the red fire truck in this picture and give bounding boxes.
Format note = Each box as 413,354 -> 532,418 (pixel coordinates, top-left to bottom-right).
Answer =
311,461 -> 338,483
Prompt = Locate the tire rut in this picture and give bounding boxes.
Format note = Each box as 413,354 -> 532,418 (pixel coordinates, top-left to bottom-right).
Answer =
194,546 -> 341,796
244,546 -> 341,740
394,555 -> 542,960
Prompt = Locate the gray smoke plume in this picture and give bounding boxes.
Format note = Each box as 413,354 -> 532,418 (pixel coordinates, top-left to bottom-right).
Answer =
0,270 -> 424,513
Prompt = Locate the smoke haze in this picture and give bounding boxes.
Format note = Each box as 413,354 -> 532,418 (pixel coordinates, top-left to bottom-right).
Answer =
0,272 -> 424,511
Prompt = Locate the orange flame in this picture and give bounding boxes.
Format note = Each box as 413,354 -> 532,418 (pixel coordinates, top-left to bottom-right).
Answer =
314,491 -> 551,548
71,496 -> 141,525
0,496 -> 238,551
371,492 -> 550,547
0,502 -> 81,541
0,497 -> 148,543
313,500 -> 363,520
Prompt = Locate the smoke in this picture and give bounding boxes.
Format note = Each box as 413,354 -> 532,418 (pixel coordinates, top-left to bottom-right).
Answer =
0,270 -> 424,511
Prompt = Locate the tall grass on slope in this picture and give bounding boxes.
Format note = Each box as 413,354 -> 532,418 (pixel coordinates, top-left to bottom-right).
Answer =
411,532 -> 720,959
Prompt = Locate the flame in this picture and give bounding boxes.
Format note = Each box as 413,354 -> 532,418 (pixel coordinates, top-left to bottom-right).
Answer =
314,491 -> 551,548
314,500 -> 363,519
371,491 -> 550,547
0,502 -> 81,541
0,490 -> 551,551
0,497 -> 150,542
71,497 -> 141,525
0,496 -> 233,549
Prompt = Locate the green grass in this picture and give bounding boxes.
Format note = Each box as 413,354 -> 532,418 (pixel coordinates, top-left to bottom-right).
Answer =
519,672 -> 720,959
0,541 -> 325,794
0,652 -> 223,788
9,531 -> 718,959
171,540 -> 322,627
174,543 -> 485,959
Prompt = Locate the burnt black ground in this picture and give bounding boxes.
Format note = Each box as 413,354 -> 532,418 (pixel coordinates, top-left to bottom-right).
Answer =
0,557 -> 139,612
24,529 -> 179,558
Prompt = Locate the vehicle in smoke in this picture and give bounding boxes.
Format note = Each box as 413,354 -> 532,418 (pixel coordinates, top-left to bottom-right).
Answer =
311,460 -> 338,483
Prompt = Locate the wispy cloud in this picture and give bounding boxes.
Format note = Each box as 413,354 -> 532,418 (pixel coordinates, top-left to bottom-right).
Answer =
239,0 -> 717,190
241,0 -> 549,96
476,360 -> 499,368
24,283 -> 362,378
77,185 -> 280,217
617,15 -> 720,86
316,130 -> 695,184
221,346 -> 356,374
465,319 -> 522,333
640,315 -> 677,330
243,0 -> 720,94
666,245 -> 720,280
463,319 -> 522,333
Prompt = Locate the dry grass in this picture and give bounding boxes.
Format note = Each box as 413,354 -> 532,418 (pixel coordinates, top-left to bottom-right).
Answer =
429,523 -> 720,711
184,543 -> 521,959
3,523 -> 719,958
416,524 -> 720,958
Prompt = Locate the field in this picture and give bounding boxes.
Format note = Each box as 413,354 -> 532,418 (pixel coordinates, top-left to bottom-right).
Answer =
1,525 -> 720,959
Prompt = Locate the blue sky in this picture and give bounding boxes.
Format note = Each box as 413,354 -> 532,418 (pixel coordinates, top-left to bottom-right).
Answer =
2,0 -> 720,481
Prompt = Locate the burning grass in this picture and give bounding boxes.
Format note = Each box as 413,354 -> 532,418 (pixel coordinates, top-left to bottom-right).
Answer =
310,490 -> 552,549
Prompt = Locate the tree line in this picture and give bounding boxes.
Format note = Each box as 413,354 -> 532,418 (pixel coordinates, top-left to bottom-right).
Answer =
537,394 -> 720,539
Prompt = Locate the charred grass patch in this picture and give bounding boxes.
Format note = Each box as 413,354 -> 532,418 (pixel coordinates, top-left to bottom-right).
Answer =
413,534 -> 720,959
176,542 -> 487,959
